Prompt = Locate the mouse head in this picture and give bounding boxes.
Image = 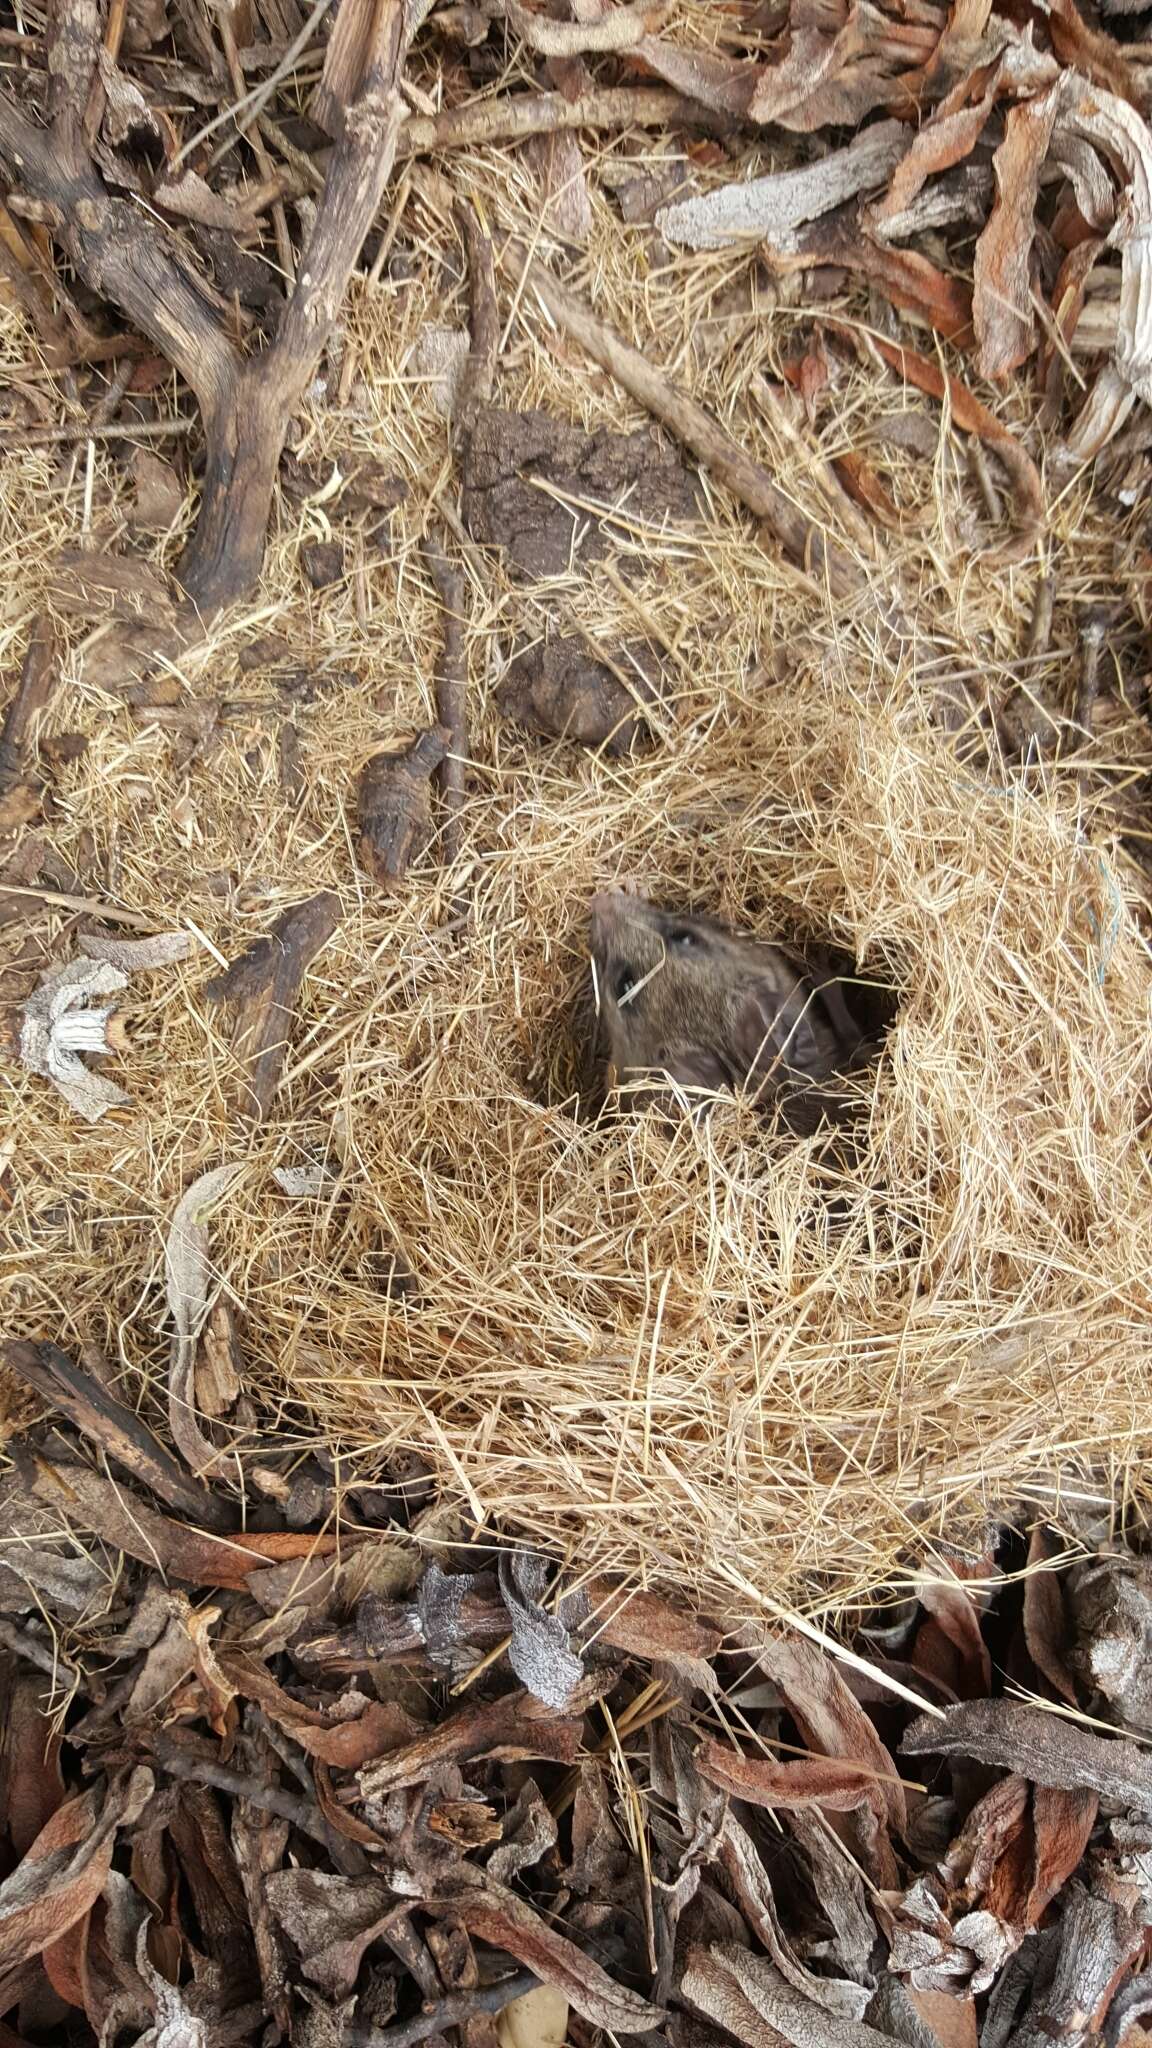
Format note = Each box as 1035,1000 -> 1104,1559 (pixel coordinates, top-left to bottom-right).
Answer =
588,889 -> 834,1111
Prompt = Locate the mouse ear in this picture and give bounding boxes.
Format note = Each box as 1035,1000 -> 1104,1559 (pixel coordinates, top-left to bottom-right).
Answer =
732,973 -> 830,1090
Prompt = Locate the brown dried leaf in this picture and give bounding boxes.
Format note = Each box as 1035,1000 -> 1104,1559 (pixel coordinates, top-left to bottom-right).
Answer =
0,1674 -> 64,1861
0,1770 -> 151,1972
974,84 -> 1061,378
870,87 -> 998,228
585,1576 -> 722,1671
358,1686 -> 586,1799
1027,1784 -> 1098,1923
862,332 -> 1042,559
1022,1527 -> 1078,1705
756,1632 -> 906,1837
905,1989 -> 978,2048
16,1449 -> 343,1588
228,1654 -> 418,1768
682,1944 -> 893,2048
833,451 -> 901,529
914,1562 -> 993,1698
902,1698 -> 1152,1806
429,1867 -> 663,2032
695,1734 -> 900,1816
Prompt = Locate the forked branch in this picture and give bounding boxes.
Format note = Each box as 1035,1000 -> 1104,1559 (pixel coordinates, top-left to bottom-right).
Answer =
0,0 -> 420,617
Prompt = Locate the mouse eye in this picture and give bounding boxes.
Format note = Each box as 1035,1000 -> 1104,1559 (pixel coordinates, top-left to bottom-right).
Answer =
614,967 -> 637,1003
668,926 -> 699,949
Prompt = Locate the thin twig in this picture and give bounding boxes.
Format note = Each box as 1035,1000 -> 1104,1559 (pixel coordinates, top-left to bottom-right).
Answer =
497,236 -> 872,609
397,86 -> 711,158
5,416 -> 196,449
0,1615 -> 83,1693
348,1973 -> 540,2048
453,197 -> 498,435
424,543 -> 469,869
0,883 -> 160,927
1074,612 -> 1108,737
215,5 -> 293,282
151,1734 -> 339,1851
170,0 -> 334,170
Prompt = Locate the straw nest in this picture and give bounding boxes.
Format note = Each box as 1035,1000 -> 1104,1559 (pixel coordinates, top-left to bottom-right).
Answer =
4,151 -> 1152,1629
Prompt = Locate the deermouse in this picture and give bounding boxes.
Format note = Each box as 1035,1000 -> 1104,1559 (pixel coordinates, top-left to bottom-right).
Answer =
589,889 -> 887,1131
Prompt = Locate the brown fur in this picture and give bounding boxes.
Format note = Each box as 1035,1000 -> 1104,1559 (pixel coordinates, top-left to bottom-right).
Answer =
589,890 -> 887,1130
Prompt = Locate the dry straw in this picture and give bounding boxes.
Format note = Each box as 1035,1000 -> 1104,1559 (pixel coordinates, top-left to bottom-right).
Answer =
3,132 -> 1152,1630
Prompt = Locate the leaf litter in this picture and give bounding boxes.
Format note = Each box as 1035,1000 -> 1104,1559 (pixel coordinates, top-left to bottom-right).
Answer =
0,1358 -> 1150,2048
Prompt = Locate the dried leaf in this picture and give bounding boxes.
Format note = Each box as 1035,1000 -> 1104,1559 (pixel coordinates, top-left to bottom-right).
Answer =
358,1687 -> 585,1800
756,1632 -> 906,1837
218,1649 -> 415,1769
0,1770 -> 151,1972
19,957 -> 132,1121
870,86 -> 999,228
499,1550 -> 584,1710
429,1868 -> 663,2032
833,451 -> 902,529
905,1989 -> 978,2048
1022,1527 -> 1078,1705
165,1163 -> 244,1483
862,332 -> 1042,559
974,84 -> 1061,377
583,1576 -> 723,1675
1027,1784 -> 1098,1923
914,1561 -> 993,1697
655,122 -> 907,250
0,1675 -> 64,1860
902,1699 -> 1152,1805
682,1944 -> 894,2048
16,1450 -> 342,1588
696,1734 -> 900,1816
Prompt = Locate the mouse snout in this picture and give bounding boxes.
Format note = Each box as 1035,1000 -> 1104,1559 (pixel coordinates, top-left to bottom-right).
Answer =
589,889 -> 629,941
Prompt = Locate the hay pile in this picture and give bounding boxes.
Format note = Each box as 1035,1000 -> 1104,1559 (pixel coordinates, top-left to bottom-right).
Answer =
4,159 -> 1152,1628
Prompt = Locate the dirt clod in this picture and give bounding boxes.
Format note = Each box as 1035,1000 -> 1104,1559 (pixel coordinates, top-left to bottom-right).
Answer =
461,406 -> 699,579
498,636 -> 661,754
